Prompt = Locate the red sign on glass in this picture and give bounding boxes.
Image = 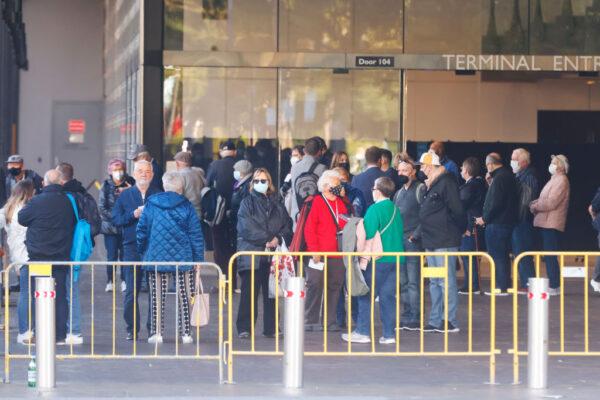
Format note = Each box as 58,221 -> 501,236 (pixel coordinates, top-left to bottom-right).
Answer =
68,119 -> 86,134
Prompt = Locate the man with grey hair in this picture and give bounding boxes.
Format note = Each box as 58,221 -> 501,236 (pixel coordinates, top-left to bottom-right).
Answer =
18,169 -> 76,345
510,148 -> 540,292
476,153 -> 518,296
174,151 -> 204,220
113,159 -> 162,340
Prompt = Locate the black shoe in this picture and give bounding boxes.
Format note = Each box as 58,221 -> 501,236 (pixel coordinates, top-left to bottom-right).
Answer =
238,331 -> 250,339
326,324 -> 342,332
403,322 -> 420,331
458,288 -> 481,295
9,283 -> 20,292
126,332 -> 136,341
263,332 -> 283,339
435,322 -> 460,333
423,324 -> 440,333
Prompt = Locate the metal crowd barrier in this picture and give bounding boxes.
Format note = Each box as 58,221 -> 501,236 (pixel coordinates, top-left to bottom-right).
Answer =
511,251 -> 600,384
2,261 -> 226,384
226,251 -> 499,384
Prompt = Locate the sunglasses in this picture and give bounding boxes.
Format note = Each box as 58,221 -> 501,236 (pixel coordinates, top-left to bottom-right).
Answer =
253,179 -> 268,184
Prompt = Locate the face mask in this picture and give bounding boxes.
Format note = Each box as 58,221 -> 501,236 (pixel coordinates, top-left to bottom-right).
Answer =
233,170 -> 242,181
112,171 -> 124,181
290,156 -> 300,166
548,164 -> 557,175
397,175 -> 409,186
339,162 -> 350,171
8,167 -> 21,177
329,184 -> 344,198
416,170 -> 428,182
510,160 -> 520,174
254,182 -> 269,194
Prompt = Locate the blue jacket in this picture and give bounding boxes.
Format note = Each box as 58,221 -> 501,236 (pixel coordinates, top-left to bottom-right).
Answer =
343,183 -> 367,217
112,185 -> 162,247
351,166 -> 385,209
136,192 -> 204,272
441,157 -> 461,181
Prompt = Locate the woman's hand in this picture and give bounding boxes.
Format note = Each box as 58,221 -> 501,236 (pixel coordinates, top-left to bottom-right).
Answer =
266,237 -> 279,249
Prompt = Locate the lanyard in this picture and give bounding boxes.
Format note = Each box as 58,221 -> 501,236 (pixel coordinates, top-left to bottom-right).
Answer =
323,195 -> 340,225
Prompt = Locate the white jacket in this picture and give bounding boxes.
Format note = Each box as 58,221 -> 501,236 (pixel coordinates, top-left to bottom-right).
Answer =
0,205 -> 29,265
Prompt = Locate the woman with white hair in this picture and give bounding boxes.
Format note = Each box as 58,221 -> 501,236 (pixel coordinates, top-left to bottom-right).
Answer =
530,155 -> 570,295
136,171 -> 204,344
304,169 -> 349,332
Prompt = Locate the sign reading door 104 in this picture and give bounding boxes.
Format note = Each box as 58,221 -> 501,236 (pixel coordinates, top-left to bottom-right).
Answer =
355,56 -> 395,68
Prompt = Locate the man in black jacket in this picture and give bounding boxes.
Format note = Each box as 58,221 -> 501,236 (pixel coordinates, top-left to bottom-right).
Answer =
18,169 -> 75,345
206,140 -> 237,279
458,157 -> 487,294
56,162 -> 102,345
418,151 -> 466,333
476,153 -> 518,295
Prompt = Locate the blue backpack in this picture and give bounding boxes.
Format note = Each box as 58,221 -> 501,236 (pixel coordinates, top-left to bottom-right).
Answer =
66,193 -> 93,281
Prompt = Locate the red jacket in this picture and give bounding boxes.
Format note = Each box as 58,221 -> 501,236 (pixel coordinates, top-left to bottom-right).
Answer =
304,195 -> 348,255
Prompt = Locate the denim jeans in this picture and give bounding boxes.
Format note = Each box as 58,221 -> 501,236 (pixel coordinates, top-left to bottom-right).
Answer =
485,224 -> 513,291
356,262 -> 397,338
104,233 -> 124,283
426,248 -> 459,328
18,265 -> 33,334
459,234 -> 479,291
401,238 -> 421,323
512,221 -> 536,288
123,245 -> 145,335
66,269 -> 81,335
540,228 -> 561,289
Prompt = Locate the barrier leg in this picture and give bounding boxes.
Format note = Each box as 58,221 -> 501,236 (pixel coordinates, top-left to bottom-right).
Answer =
35,277 -> 56,391
283,277 -> 305,389
528,277 -> 549,390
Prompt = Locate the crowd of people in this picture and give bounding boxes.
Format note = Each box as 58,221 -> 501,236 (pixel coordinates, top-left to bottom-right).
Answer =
0,135 -> 596,345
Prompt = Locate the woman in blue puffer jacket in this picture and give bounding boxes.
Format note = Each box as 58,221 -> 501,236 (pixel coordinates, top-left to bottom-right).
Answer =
136,171 -> 204,345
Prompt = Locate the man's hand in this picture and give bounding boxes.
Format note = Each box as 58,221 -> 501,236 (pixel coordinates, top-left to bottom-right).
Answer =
464,230 -> 472,237
475,217 -> 485,227
312,255 -> 321,264
133,206 -> 144,219
266,237 -> 279,249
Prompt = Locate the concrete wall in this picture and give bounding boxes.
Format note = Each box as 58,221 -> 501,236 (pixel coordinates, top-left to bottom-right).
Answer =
19,0 -> 103,172
406,70 -> 600,143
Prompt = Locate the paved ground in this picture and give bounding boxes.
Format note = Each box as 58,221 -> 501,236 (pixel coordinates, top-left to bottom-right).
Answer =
1,251 -> 600,398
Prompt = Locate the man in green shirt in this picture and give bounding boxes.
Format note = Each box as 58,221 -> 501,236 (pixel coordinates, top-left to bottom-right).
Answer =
342,177 -> 404,344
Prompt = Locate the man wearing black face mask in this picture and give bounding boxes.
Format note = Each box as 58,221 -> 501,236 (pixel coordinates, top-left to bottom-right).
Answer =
393,159 -> 425,331
4,155 -> 43,207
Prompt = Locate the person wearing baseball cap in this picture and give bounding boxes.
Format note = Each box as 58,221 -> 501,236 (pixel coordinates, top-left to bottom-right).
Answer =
4,155 -> 43,205
417,150 -> 466,333
206,139 -> 238,279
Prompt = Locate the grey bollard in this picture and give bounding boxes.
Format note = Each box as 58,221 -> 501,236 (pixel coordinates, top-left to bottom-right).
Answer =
283,277 -> 305,389
528,277 -> 549,390
35,277 -> 56,391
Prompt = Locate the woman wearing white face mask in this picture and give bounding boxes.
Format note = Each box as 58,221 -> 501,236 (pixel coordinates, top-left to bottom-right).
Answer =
236,168 -> 293,338
530,154 -> 570,295
99,159 -> 135,293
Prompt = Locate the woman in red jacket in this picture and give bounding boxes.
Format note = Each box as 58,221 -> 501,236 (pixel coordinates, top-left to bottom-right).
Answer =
304,169 -> 348,332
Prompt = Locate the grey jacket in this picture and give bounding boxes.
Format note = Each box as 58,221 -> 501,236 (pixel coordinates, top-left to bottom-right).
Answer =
393,180 -> 425,240
179,167 -> 205,220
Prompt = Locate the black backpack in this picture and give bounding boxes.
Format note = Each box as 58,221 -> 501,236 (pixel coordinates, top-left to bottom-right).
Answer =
200,186 -> 226,227
294,162 -> 319,209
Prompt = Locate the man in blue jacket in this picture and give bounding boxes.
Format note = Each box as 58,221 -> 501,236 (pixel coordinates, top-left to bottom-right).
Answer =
112,160 -> 161,340
352,146 -> 385,209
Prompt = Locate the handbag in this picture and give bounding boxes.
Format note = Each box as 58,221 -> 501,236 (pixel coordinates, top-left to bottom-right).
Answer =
191,266 -> 210,327
268,239 -> 296,298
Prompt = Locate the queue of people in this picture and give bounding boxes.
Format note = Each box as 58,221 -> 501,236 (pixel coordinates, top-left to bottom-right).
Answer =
0,134 -> 584,346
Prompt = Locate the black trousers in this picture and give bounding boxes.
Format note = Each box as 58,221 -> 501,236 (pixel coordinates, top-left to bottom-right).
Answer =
212,220 -> 236,288
236,261 -> 275,335
30,264 -> 68,342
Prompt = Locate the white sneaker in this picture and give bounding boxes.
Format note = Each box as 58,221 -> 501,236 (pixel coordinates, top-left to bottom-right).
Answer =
17,330 -> 34,345
591,279 -> 600,293
484,290 -> 509,297
105,282 -> 113,292
234,288 -> 241,294
148,334 -> 163,344
341,331 -> 371,344
121,281 -> 127,292
181,335 -> 193,344
379,336 -> 396,345
548,287 -> 560,296
65,333 -> 83,345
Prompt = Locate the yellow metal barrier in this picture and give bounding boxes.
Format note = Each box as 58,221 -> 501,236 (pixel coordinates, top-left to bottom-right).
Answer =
227,251 -> 499,384
511,251 -> 600,384
2,261 -> 226,384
